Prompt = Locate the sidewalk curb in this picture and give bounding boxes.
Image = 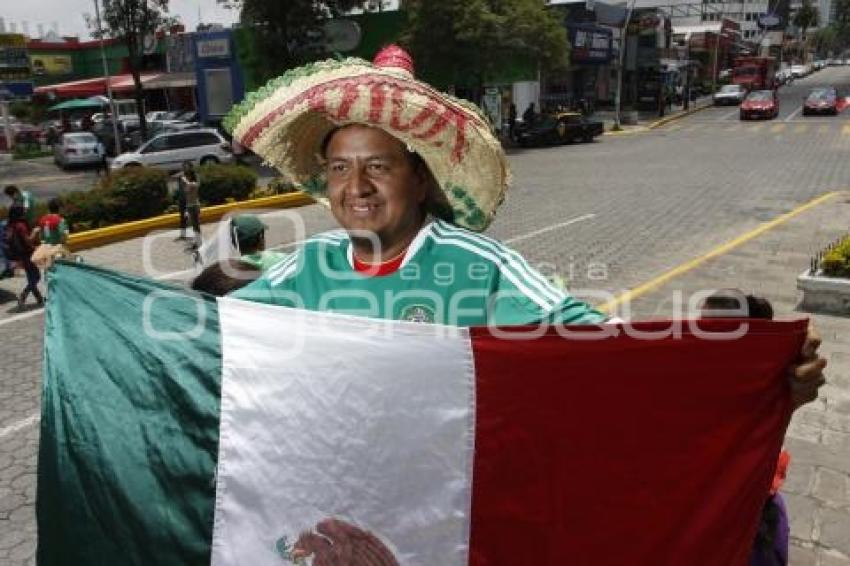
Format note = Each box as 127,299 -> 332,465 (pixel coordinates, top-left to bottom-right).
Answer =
67,191 -> 315,252
646,102 -> 713,130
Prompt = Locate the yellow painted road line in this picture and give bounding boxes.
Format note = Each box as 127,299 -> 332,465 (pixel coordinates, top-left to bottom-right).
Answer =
794,124 -> 809,133
748,123 -> 764,132
842,124 -> 850,135
820,125 -> 830,134
724,124 -> 739,132
598,191 -> 842,313
770,123 -> 786,133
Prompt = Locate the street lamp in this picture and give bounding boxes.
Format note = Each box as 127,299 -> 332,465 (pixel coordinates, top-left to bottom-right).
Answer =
712,30 -> 732,95
94,0 -> 121,156
614,0 -> 639,129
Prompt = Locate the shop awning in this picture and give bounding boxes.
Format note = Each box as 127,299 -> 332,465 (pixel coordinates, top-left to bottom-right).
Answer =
35,73 -> 173,98
48,98 -> 105,111
143,72 -> 196,89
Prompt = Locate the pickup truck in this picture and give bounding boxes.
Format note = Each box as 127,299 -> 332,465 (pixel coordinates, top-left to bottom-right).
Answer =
515,112 -> 604,147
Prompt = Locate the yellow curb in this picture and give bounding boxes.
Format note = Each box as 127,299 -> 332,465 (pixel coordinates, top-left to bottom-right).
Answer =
67,191 -> 315,252
646,103 -> 712,129
597,191 -> 843,314
603,127 -> 649,136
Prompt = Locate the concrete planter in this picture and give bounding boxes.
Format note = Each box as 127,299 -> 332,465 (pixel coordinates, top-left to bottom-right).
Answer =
797,269 -> 850,315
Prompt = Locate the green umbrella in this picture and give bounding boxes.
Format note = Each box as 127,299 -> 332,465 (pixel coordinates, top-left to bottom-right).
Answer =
48,98 -> 105,112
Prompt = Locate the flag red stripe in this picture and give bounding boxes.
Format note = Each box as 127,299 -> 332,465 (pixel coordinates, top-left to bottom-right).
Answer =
468,319 -> 805,565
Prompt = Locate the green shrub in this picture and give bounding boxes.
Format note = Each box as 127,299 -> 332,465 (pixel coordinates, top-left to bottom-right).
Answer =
198,164 -> 257,205
59,167 -> 170,229
821,236 -> 850,277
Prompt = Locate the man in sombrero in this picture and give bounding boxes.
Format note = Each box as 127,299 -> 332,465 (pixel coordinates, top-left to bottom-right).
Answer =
225,45 -> 825,414
223,45 -> 825,561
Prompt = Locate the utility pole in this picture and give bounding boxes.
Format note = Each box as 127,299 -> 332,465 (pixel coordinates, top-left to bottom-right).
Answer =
94,0 -> 122,156
614,0 -> 638,129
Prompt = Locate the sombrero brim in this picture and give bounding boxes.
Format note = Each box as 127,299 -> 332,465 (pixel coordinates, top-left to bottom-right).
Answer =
225,57 -> 510,232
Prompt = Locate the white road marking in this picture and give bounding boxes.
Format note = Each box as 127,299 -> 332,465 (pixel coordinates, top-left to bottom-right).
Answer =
0,413 -> 39,440
0,308 -> 44,328
784,107 -> 803,122
504,213 -> 596,245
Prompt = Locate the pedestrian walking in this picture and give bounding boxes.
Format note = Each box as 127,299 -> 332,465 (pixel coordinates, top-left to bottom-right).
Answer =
508,103 -> 517,142
4,185 -> 36,229
4,205 -> 43,310
177,161 -> 202,247
95,139 -> 109,177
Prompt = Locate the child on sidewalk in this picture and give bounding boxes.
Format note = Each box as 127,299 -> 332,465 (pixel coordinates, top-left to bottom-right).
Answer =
4,205 -> 44,310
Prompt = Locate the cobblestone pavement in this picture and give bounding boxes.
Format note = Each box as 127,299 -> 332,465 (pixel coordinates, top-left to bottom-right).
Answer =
2,66 -> 850,564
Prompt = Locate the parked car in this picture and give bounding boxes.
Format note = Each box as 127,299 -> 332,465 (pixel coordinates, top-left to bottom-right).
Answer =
177,111 -> 199,122
514,112 -> 604,147
803,87 -> 839,116
111,129 -> 232,171
53,132 -> 102,169
146,111 -> 170,122
790,64 -> 808,78
740,90 -> 780,120
713,84 -> 747,105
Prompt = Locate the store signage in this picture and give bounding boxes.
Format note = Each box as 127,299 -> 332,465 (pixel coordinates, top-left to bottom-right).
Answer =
0,34 -> 30,81
197,37 -> 230,59
569,24 -> 613,63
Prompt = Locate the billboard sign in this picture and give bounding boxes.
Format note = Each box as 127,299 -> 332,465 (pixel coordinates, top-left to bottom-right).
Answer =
29,54 -> 73,76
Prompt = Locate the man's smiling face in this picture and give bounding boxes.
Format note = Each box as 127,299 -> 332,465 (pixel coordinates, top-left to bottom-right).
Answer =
324,125 -> 427,260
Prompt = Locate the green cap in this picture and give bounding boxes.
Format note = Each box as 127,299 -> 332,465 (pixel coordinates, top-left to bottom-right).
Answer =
232,214 -> 267,243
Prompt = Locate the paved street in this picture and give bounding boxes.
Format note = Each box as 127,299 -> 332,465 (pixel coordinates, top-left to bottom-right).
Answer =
2,66 -> 850,564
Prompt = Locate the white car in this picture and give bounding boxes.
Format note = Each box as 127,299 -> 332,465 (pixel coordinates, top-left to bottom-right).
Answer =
53,132 -> 102,169
713,84 -> 747,105
111,129 -> 232,171
790,64 -> 807,78
146,111 -> 170,122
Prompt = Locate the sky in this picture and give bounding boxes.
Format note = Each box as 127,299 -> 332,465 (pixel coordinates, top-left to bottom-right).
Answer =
0,0 -> 240,40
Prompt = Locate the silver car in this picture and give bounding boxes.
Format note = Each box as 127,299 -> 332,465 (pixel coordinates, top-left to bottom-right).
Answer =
54,132 -> 102,169
713,84 -> 747,106
110,129 -> 232,171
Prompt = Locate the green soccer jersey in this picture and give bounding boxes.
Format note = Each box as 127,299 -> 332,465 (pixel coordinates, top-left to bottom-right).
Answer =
241,250 -> 289,272
231,219 -> 606,326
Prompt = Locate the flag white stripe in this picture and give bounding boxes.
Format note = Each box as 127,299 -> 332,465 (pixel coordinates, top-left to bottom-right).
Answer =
212,300 -> 475,566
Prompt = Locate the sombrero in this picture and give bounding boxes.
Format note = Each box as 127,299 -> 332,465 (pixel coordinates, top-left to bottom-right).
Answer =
224,45 -> 510,232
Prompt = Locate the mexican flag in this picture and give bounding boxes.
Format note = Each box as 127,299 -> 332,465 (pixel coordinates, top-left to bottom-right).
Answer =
38,262 -> 806,565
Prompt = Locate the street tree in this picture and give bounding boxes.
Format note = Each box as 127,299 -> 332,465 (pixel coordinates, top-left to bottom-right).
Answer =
400,0 -> 568,99
217,0 -> 370,83
811,26 -> 839,57
87,0 -> 174,138
832,0 -> 850,47
793,0 -> 820,60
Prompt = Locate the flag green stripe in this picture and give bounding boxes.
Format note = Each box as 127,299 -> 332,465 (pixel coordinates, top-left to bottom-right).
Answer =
38,262 -> 221,566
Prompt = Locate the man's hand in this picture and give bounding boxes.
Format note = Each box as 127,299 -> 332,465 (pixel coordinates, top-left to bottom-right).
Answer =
789,325 -> 827,410
292,518 -> 399,566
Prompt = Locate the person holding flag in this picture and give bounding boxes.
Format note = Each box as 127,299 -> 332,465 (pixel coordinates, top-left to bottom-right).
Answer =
224,45 -> 824,409
37,45 -> 827,566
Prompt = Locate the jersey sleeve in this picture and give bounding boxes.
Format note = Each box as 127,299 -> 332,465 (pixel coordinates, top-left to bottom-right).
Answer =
488,261 -> 608,326
228,252 -> 300,307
